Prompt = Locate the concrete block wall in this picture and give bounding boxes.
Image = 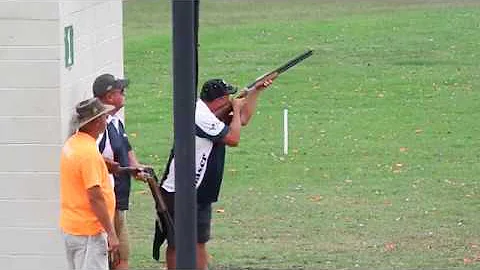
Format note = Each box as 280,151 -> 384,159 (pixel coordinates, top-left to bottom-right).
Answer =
59,0 -> 125,138
0,1 -> 124,269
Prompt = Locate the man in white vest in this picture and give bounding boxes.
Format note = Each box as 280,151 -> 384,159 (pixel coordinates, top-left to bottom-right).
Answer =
159,76 -> 274,269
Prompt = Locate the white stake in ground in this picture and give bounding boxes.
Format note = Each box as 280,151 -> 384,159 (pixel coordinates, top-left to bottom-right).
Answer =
283,107 -> 288,155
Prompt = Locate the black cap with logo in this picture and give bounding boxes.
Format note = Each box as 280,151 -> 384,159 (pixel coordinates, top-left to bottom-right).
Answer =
200,79 -> 238,101
92,73 -> 129,97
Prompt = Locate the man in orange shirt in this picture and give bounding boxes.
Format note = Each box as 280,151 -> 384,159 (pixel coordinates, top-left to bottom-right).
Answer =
60,97 -> 119,270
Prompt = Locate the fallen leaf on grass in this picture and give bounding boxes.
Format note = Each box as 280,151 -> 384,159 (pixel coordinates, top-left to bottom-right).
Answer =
415,129 -> 423,134
464,257 -> 475,265
309,195 -> 323,202
285,195 -> 296,202
468,243 -> 479,249
399,147 -> 408,152
384,242 -> 396,252
392,163 -> 404,173
216,208 -> 225,214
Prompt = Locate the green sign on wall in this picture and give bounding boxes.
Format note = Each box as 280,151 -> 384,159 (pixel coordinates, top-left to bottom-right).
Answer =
64,25 -> 74,68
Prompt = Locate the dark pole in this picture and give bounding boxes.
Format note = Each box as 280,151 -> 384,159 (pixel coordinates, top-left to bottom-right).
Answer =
172,0 -> 197,269
194,0 -> 200,96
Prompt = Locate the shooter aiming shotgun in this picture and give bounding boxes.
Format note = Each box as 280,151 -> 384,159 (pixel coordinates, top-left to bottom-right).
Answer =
215,49 -> 314,122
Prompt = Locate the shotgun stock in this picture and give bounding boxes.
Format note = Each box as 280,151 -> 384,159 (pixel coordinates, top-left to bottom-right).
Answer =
119,167 -> 175,260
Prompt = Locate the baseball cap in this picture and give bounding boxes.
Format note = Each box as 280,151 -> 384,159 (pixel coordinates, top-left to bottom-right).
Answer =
200,79 -> 238,101
92,73 -> 129,97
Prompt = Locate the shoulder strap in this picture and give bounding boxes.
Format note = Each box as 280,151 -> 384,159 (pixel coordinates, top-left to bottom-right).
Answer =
118,119 -> 125,134
160,147 -> 175,185
98,129 -> 108,153
117,119 -> 132,151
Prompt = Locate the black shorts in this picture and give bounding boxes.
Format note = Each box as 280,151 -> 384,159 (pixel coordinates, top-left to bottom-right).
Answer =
161,189 -> 212,245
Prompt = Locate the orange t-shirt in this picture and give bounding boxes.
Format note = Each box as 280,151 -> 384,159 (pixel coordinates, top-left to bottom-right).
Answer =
59,132 -> 115,235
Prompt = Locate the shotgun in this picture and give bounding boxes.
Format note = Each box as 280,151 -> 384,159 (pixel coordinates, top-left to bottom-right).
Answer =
119,166 -> 175,260
214,49 -> 314,121
244,49 -> 314,91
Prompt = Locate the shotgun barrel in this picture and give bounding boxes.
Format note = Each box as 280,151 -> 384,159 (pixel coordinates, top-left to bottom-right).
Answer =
246,49 -> 314,90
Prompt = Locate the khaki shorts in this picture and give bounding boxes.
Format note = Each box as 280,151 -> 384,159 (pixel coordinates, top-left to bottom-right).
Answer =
114,210 -> 129,260
63,232 -> 108,270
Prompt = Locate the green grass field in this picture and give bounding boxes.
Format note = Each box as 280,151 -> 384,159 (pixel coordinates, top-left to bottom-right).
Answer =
123,0 -> 480,269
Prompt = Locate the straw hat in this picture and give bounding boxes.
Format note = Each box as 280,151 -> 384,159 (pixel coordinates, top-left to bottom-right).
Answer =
76,97 -> 115,128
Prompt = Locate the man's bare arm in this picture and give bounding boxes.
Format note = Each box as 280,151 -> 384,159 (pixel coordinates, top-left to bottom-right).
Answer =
222,98 -> 244,147
240,78 -> 274,126
87,186 -> 119,251
103,158 -> 120,174
128,150 -> 140,168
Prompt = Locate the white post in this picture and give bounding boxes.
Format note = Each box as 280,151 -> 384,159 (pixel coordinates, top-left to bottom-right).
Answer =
283,107 -> 288,155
